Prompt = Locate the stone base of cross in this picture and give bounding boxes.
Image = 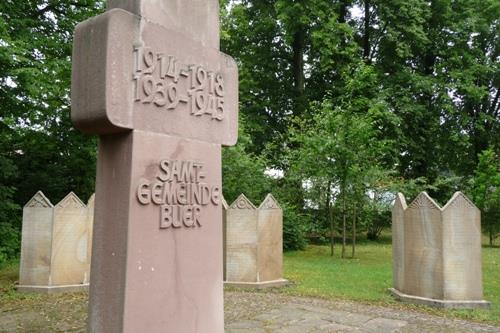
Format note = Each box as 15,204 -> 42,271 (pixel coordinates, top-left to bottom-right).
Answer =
71,1 -> 238,332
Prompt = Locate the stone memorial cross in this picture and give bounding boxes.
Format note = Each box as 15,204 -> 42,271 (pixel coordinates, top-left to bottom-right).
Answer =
71,1 -> 238,332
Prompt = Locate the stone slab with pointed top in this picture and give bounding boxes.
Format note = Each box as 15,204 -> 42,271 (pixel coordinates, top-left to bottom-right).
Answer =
257,194 -> 284,283
19,191 -> 54,288
392,193 -> 406,293
391,192 -> 490,308
223,194 -> 288,288
71,0 -> 238,331
51,193 -> 89,286
224,194 -> 258,283
17,192 -> 94,294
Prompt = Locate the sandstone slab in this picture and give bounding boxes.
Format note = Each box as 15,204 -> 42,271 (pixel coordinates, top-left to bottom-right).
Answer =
391,192 -> 490,308
223,194 -> 288,288
18,192 -> 93,293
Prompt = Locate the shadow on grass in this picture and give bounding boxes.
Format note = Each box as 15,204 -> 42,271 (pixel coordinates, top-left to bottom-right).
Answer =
483,244 -> 500,249
302,233 -> 392,251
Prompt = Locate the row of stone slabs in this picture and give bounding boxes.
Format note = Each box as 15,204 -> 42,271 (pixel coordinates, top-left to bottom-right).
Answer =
20,189 -> 490,310
18,192 -> 94,293
17,192 -> 287,293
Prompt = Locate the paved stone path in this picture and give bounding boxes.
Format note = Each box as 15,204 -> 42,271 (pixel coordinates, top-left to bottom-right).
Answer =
1,290 -> 499,332
224,292 -> 500,333
226,304 -> 407,333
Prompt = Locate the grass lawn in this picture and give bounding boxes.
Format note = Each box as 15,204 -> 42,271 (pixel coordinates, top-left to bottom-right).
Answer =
280,235 -> 500,325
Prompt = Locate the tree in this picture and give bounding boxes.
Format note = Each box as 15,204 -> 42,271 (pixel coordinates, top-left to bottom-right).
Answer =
0,123 -> 20,264
0,1 -> 104,261
221,0 -> 293,155
290,66 -> 395,257
470,149 -> 500,246
372,0 -> 500,179
0,1 -> 104,201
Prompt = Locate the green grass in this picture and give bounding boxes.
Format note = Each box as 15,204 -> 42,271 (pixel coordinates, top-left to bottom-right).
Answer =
284,242 -> 393,301
280,236 -> 500,325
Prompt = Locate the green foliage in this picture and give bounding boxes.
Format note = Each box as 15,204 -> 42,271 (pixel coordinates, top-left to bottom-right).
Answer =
0,1 -> 104,259
0,223 -> 20,265
470,149 -> 500,245
0,1 -> 104,204
0,126 -> 20,264
222,122 -> 272,204
288,61 -> 397,249
221,0 -> 293,155
281,202 -> 308,251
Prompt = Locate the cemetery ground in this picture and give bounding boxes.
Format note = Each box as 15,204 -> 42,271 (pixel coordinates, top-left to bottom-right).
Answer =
0,234 -> 499,332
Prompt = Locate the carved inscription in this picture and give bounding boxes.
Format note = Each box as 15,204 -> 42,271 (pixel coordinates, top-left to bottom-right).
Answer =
133,47 -> 225,120
137,160 -> 221,229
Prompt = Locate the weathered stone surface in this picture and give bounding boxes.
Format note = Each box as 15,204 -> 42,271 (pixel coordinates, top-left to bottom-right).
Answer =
225,194 -> 258,283
404,192 -> 443,300
224,194 -> 287,287
107,0 -> 220,49
18,192 -> 93,293
391,191 -> 489,308
86,194 -> 95,282
72,0 -> 238,331
362,317 -> 408,333
391,193 -> 406,293
401,193 -> 438,300
224,291 -> 499,332
51,193 -> 89,286
257,194 -> 283,282
19,191 -> 54,287
441,192 -> 483,301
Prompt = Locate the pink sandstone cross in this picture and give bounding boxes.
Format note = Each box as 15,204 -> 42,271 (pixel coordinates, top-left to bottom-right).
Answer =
71,1 -> 238,332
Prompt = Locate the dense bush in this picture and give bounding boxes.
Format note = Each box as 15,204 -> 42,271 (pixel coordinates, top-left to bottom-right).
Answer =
281,202 -> 308,251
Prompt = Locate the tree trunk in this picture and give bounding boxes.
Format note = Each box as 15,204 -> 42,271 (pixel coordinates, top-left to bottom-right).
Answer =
363,0 -> 371,62
330,205 -> 335,256
326,182 -> 334,256
352,206 -> 357,258
288,19 -> 307,211
338,0 -> 349,24
292,27 -> 306,116
342,187 -> 347,259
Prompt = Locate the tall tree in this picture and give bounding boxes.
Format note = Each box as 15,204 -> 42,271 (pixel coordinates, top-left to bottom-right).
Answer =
470,149 -> 500,246
0,1 -> 104,261
0,1 -> 104,205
